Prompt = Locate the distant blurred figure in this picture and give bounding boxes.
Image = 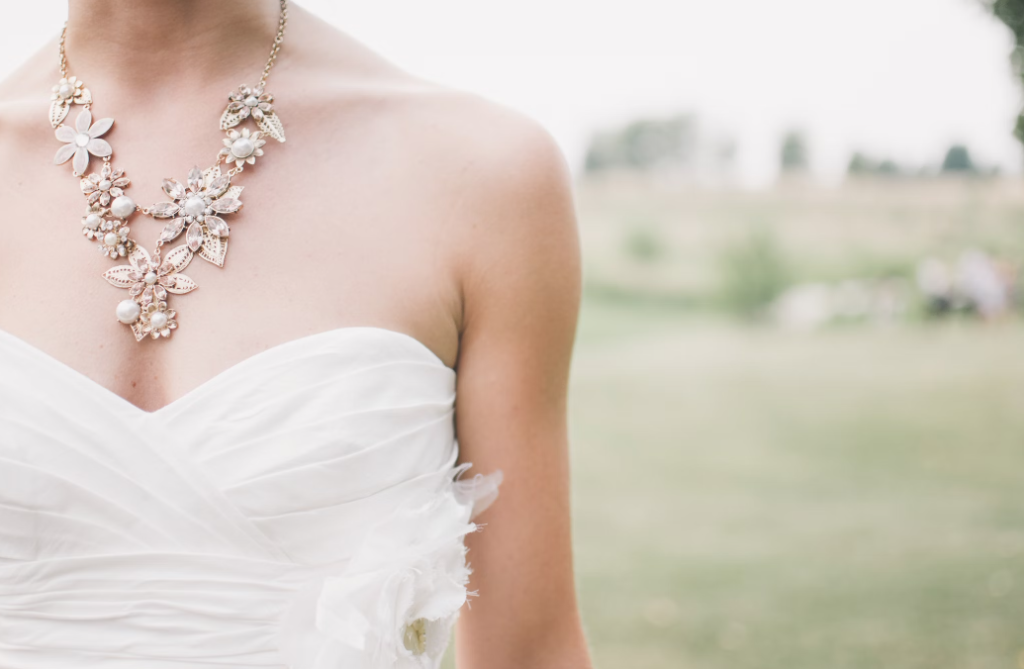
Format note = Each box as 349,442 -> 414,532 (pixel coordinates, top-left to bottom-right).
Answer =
772,279 -> 908,330
955,249 -> 1009,321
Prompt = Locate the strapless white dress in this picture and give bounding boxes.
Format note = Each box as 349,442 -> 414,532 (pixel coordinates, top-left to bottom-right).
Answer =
0,326 -> 503,669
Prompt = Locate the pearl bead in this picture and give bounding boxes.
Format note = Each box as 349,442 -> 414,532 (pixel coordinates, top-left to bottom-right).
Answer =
99,179 -> 112,191
183,196 -> 206,217
245,95 -> 259,107
110,196 -> 135,218
116,299 -> 141,324
103,232 -> 118,247
149,312 -> 169,330
144,271 -> 158,285
59,84 -> 74,99
84,214 -> 101,229
74,133 -> 90,147
230,137 -> 255,159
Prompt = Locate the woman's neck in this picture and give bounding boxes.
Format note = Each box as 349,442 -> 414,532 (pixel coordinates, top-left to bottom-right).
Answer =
63,0 -> 284,96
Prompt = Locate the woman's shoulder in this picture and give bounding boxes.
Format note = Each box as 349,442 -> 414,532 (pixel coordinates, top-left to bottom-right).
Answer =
290,12 -> 574,227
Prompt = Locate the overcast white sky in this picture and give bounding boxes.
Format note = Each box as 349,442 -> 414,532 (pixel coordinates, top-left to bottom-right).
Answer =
3,0 -> 1020,186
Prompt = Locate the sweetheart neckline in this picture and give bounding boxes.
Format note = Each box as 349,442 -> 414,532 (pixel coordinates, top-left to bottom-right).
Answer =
0,325 -> 452,417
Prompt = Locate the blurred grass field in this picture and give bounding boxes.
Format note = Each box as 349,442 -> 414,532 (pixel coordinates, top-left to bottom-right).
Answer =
571,305 -> 1024,669
446,177 -> 1024,668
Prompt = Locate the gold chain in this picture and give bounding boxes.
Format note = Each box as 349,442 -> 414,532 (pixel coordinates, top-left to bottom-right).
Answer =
259,0 -> 289,88
58,22 -> 68,79
58,0 -> 288,84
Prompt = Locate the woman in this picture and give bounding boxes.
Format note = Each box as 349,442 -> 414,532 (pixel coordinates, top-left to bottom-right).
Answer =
0,1 -> 590,668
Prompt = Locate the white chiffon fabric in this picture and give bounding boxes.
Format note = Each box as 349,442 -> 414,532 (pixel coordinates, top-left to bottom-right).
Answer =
0,326 -> 503,669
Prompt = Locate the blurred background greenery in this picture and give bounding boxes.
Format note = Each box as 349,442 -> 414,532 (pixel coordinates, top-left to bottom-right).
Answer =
568,4 -> 1024,667
568,179 -> 1024,668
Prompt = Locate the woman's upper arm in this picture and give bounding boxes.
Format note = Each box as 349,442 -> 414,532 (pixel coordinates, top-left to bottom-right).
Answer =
448,105 -> 591,667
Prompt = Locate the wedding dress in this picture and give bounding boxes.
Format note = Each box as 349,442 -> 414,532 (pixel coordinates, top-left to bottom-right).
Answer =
0,326 -> 503,669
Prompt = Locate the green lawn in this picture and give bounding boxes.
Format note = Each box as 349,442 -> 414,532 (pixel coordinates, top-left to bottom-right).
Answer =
570,301 -> 1024,669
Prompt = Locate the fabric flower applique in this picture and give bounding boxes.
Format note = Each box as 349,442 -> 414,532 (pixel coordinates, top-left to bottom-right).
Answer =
49,75 -> 92,127
220,128 -> 266,169
148,165 -> 243,267
54,109 -> 113,177
276,463 -> 504,669
80,162 -> 130,207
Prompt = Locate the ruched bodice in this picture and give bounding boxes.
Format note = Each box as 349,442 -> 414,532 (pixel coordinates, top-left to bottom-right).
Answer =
0,327 -> 503,669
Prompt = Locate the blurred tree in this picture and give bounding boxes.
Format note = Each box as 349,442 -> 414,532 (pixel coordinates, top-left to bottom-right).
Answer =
719,227 -> 790,319
584,114 -> 698,173
847,152 -> 876,174
848,152 -> 904,177
984,0 -> 1024,143
780,131 -> 809,172
941,145 -> 976,173
877,159 -> 900,175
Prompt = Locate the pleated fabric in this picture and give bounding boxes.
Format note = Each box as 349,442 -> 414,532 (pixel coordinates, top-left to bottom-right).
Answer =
0,327 -> 503,669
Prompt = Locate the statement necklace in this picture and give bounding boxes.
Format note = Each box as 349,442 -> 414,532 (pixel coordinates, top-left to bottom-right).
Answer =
49,1 -> 288,341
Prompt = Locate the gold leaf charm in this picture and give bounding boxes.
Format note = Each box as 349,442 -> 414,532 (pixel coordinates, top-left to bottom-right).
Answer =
49,99 -> 69,128
166,274 -> 198,294
198,227 -> 227,267
163,244 -> 194,273
256,111 -> 286,143
102,265 -> 138,288
202,164 -> 222,184
220,107 -> 246,131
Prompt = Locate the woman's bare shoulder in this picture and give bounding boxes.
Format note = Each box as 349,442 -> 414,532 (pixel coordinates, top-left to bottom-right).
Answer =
291,7 -> 573,214
293,12 -> 578,283
366,80 -> 579,300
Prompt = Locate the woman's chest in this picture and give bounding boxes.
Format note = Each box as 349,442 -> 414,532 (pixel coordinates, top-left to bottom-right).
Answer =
0,128 -> 463,411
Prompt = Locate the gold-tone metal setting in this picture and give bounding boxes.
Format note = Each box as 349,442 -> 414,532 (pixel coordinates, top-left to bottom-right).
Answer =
50,0 -> 289,341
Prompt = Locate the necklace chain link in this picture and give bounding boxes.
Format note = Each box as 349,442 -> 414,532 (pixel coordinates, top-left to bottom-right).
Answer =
260,0 -> 289,88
